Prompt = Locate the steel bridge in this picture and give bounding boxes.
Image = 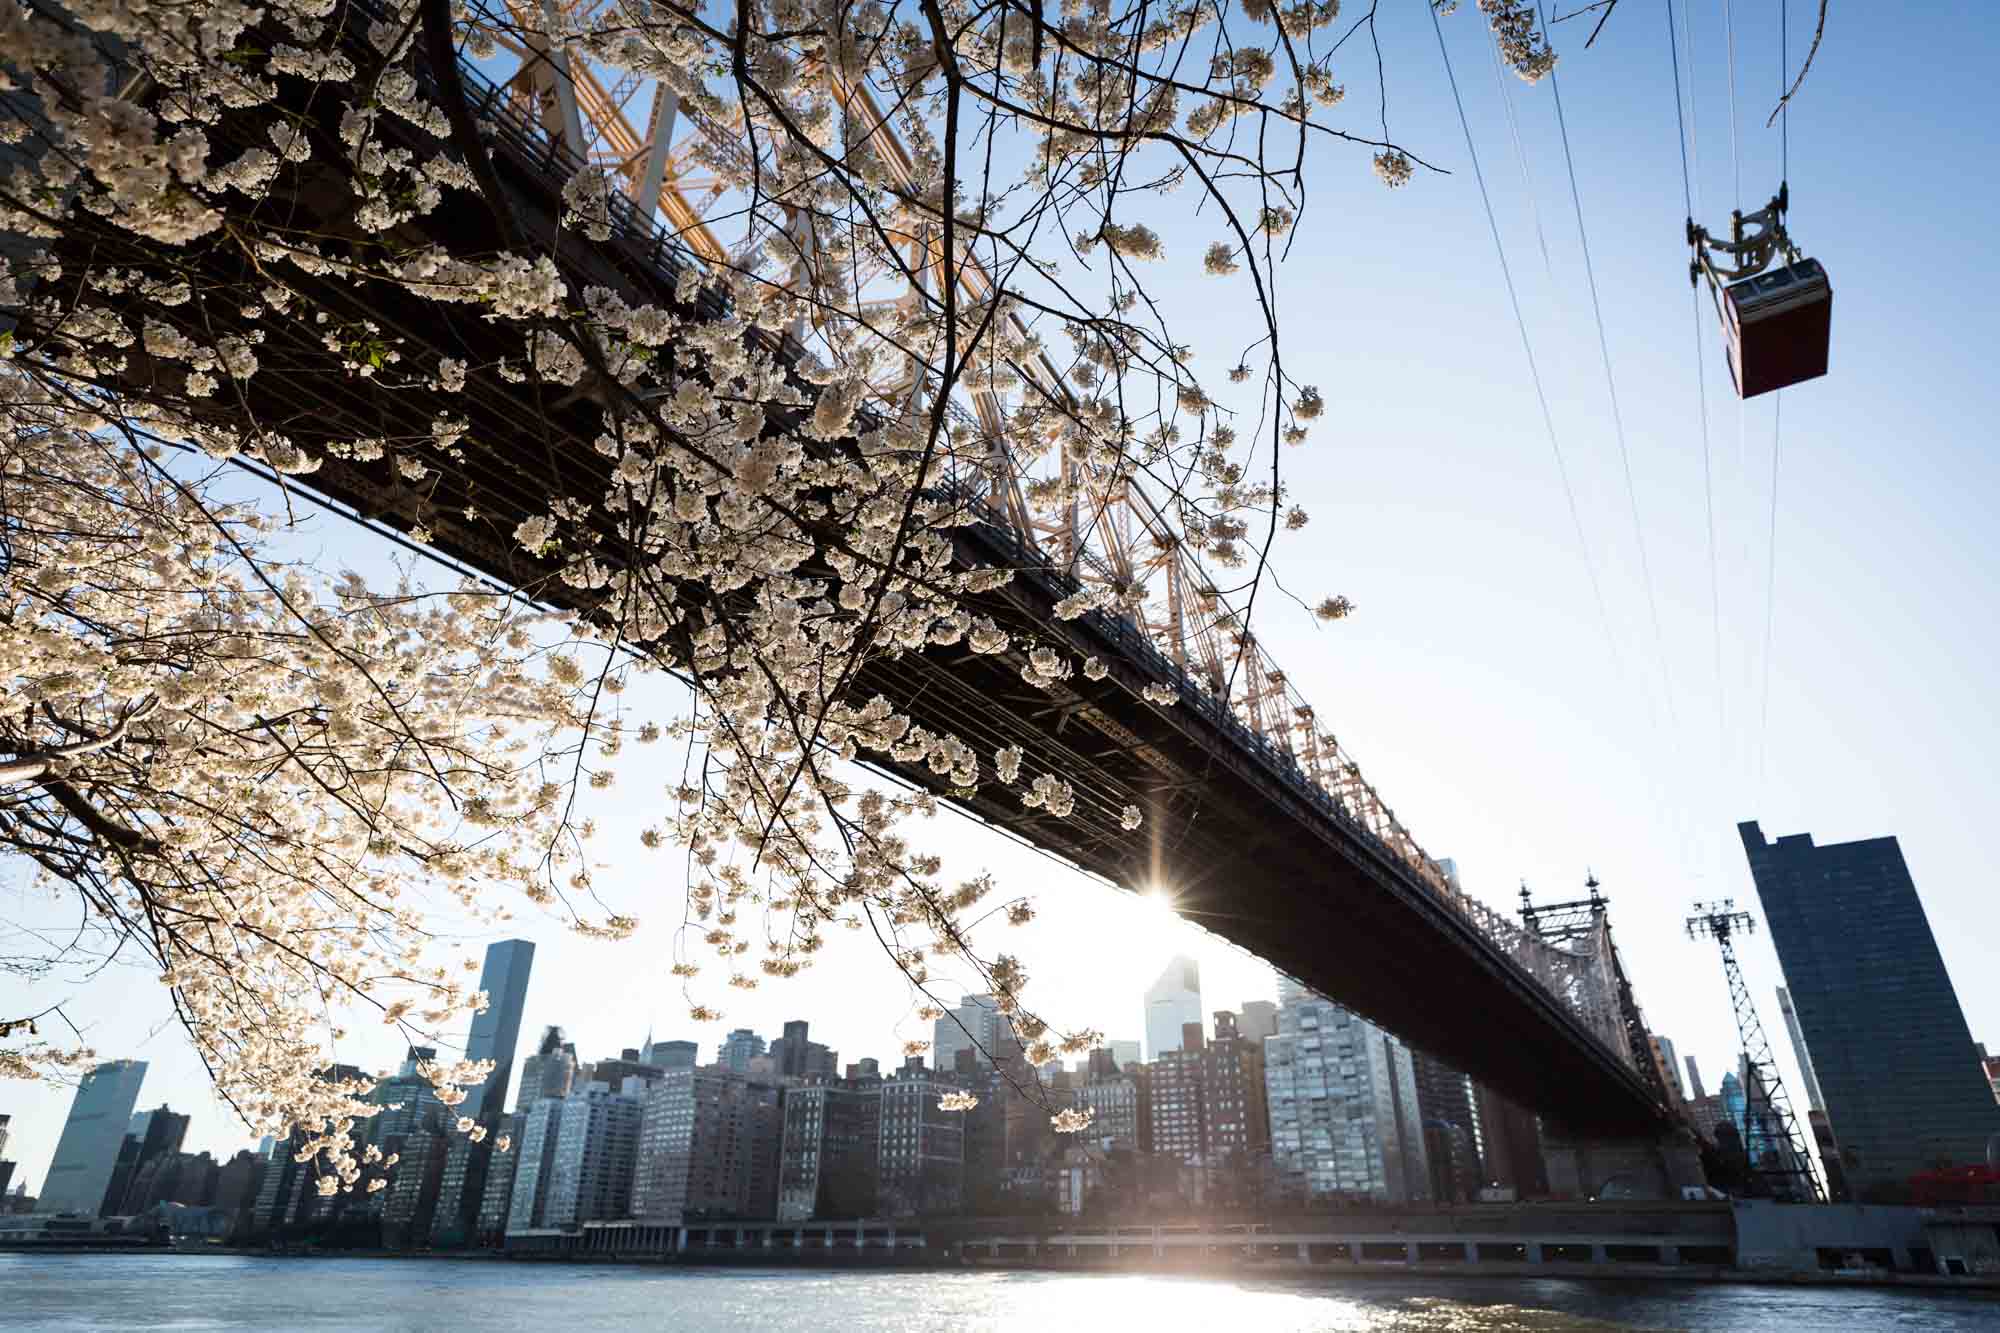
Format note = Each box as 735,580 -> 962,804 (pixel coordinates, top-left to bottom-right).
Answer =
33,3 -> 1674,1133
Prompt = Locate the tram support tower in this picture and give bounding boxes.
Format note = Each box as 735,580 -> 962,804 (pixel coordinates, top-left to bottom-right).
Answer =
1686,901 -> 1823,1203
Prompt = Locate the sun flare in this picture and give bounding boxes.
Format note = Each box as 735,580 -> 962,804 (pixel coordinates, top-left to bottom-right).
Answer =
1128,883 -> 1187,955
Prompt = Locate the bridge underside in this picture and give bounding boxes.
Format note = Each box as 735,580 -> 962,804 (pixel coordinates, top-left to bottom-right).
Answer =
38,20 -> 1667,1136
862,531 -> 1667,1135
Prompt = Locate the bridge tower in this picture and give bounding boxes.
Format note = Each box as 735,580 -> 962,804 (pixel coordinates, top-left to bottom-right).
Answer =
1685,901 -> 1823,1203
1522,876 -> 1705,1201
1519,874 -> 1670,1104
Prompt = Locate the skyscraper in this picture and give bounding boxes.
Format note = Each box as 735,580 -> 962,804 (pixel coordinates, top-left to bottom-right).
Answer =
1147,1023 -> 1206,1164
1729,1056 -> 1816,1193
515,1026 -> 578,1111
1073,1071 -> 1141,1153
933,994 -> 1007,1070
212,1149 -> 265,1222
719,1028 -> 767,1073
1808,1110 -> 1849,1202
1409,1051 -> 1482,1203
369,1048 -> 448,1144
767,1020 -> 837,1081
777,1081 -> 880,1221
248,1134 -> 307,1236
1139,1012 -> 1270,1175
644,1039 -> 699,1070
584,1048 -> 665,1092
1237,1000 -> 1280,1043
631,1066 -> 784,1222
1772,987 -> 1827,1115
504,1097 -> 565,1232
1774,987 -> 1827,1116
1719,1071 -> 1749,1151
380,1128 -> 449,1247
40,1059 -> 147,1215
1144,956 -> 1202,1059
1263,977 -> 1429,1204
427,1132 -> 491,1248
541,1083 -> 643,1227
461,939 -> 535,1123
877,1059 -> 966,1217
1685,1055 -> 1708,1101
100,1104 -> 189,1215
1741,821 -> 2000,1199
473,1110 -> 526,1244
1649,1034 -> 1688,1104
242,1062 -> 366,1237
1200,1011 -> 1270,1162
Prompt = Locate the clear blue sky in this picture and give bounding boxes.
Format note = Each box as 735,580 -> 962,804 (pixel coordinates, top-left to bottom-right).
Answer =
5,4 -> 1997,1190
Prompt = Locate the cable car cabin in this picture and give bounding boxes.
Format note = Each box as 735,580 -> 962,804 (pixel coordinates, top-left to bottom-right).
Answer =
1719,257 -> 1832,399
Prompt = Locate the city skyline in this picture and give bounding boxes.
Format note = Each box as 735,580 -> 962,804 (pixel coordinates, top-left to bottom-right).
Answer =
5,6 -> 2000,1204
10,872 -> 1999,1234
7,816 -> 1996,1201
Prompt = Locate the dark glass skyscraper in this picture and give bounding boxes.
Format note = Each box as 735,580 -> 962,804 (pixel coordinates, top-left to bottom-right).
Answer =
1740,821 -> 2000,1200
40,1059 -> 148,1215
462,939 -> 535,1123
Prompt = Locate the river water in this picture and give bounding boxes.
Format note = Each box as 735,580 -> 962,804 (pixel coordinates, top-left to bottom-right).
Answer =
3,1253 -> 1994,1330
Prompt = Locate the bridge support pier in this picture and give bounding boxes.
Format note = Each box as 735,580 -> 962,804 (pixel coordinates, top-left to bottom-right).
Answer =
1539,1122 -> 1708,1201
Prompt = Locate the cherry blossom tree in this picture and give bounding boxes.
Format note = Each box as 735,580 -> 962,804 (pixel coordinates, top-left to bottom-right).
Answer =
1,361 -> 634,1164
3,0 -> 1575,1179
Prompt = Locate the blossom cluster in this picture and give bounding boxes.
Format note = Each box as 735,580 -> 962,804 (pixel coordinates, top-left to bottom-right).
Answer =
1480,0 -> 1560,83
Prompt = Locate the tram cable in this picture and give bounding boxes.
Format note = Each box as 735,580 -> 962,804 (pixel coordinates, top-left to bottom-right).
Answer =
1425,0 -> 1623,679
1681,0 -> 1706,222
1490,30 -> 1555,284
1535,4 -> 1680,731
1758,0 -> 1791,780
1667,0 -> 1728,762
1726,0 -> 1742,209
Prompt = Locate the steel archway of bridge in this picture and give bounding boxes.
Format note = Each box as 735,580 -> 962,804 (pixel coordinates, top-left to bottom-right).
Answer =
34,2 -> 1670,1134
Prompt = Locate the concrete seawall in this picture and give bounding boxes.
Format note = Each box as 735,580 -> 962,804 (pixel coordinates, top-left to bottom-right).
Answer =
491,1199 -> 2000,1287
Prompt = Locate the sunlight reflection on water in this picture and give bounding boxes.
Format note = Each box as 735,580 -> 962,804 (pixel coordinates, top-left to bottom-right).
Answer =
948,1275 -> 1660,1332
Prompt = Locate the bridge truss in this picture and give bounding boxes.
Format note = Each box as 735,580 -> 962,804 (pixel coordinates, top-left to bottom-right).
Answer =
444,1 -> 1657,1091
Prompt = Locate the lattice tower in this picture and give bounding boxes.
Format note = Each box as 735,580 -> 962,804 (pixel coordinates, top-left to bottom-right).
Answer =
1685,901 -> 1822,1203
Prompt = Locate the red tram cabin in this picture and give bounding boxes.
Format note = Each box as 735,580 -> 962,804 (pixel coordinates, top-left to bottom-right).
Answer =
1690,185 -> 1831,399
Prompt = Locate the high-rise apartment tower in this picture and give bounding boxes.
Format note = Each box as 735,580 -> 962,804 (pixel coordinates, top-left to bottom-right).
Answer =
1741,822 -> 2000,1199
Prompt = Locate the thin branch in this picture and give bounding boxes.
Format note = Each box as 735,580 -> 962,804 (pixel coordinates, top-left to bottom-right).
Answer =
1766,1 -> 1828,129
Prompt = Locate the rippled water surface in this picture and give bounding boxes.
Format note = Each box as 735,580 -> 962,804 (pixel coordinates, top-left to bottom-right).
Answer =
5,1253 -> 1996,1331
